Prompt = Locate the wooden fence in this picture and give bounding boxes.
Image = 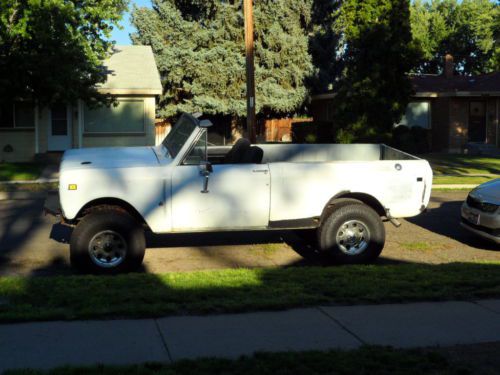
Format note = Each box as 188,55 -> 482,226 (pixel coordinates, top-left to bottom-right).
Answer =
155,119 -> 172,145
155,117 -> 313,145
263,118 -> 313,142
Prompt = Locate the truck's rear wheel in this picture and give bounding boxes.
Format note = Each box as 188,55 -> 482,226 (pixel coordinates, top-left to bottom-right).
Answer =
318,203 -> 385,264
70,210 -> 145,273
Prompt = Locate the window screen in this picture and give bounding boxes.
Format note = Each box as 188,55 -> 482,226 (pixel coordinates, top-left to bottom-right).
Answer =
0,103 -> 14,128
51,103 -> 68,135
84,100 -> 144,133
398,102 -> 430,129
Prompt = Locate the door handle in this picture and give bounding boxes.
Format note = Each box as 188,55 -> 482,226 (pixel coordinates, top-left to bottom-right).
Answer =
252,169 -> 268,174
200,174 -> 210,193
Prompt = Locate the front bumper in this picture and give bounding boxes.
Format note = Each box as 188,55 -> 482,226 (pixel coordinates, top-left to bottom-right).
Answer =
44,191 -> 62,217
461,203 -> 500,244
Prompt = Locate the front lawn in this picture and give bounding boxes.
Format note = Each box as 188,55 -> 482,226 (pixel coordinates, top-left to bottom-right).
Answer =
4,346 -> 464,375
1,263 -> 499,323
423,153 -> 499,186
0,163 -> 44,181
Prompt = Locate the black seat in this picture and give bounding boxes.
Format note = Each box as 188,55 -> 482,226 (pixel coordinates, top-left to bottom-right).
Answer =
242,146 -> 264,164
224,138 -> 251,164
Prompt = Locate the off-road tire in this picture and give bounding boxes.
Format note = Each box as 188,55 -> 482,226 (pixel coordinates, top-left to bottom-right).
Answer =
318,203 -> 385,264
70,209 -> 145,273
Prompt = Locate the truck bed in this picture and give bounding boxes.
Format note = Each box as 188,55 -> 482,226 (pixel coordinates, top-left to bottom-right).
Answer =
258,144 -> 417,163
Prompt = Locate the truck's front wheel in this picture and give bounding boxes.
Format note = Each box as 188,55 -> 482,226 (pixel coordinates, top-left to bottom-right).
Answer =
318,203 -> 385,264
70,210 -> 145,273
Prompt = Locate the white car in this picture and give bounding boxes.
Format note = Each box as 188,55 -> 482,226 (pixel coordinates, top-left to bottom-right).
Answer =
45,113 -> 433,273
461,179 -> 500,244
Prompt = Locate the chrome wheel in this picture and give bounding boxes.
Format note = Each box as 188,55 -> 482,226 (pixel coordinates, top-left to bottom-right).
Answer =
335,220 -> 370,255
88,230 -> 127,268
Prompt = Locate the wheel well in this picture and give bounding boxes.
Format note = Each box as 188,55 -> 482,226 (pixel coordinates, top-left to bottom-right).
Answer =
76,198 -> 146,225
321,192 -> 387,221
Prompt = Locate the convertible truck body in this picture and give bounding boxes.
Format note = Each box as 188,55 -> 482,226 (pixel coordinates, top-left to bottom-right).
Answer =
59,144 -> 431,232
47,114 -> 433,272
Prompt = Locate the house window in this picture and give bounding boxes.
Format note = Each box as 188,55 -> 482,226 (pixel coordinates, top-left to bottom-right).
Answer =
84,99 -> 145,133
397,102 -> 430,129
0,102 -> 35,129
51,103 -> 68,135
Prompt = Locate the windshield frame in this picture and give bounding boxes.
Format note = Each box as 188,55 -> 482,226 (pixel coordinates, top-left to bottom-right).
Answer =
162,113 -> 200,159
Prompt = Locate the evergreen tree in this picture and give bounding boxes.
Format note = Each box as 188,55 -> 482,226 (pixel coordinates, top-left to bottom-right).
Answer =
131,0 -> 313,119
308,0 -> 342,94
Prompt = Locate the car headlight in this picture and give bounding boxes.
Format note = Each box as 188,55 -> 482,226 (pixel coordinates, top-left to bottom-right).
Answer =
481,202 -> 498,213
466,195 -> 498,213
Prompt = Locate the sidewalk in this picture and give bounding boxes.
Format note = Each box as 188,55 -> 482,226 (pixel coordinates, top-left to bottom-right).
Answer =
1,299 -> 499,373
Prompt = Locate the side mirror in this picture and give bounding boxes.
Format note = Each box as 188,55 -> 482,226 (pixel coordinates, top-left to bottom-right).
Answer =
199,161 -> 213,174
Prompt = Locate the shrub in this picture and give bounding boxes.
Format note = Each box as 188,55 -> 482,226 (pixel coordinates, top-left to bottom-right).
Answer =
391,125 -> 430,153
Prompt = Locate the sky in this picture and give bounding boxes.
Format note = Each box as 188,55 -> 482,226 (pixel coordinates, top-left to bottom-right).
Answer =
111,0 -> 152,45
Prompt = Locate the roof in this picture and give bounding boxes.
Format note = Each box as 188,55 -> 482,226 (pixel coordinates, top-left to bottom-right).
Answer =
411,72 -> 500,98
98,45 -> 162,95
312,71 -> 500,101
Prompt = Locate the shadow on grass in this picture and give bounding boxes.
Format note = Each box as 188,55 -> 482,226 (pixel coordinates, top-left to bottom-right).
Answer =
2,346 -> 471,375
423,153 -> 500,176
0,259 -> 499,323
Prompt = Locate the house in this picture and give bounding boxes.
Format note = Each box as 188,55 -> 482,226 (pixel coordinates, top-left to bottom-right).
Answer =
0,45 -> 162,162
311,55 -> 500,153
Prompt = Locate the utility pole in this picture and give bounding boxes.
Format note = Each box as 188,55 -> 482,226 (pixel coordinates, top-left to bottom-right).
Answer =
243,0 -> 256,143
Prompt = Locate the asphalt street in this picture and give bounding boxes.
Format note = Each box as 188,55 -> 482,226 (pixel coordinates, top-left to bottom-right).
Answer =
0,190 -> 498,276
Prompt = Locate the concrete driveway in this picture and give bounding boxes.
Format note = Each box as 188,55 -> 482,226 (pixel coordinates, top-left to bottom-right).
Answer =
0,191 -> 498,276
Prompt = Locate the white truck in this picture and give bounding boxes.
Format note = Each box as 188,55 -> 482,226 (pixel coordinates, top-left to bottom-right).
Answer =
45,113 -> 433,273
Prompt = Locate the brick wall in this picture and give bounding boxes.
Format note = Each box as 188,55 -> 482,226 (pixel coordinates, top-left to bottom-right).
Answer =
448,98 -> 469,152
486,98 -> 497,145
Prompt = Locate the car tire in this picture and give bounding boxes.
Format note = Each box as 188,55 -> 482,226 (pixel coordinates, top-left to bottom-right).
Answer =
318,203 -> 385,264
70,209 -> 145,274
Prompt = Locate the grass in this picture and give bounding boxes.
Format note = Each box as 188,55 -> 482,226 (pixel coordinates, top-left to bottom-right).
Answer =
424,154 -> 500,176
400,242 -> 432,251
423,153 -> 499,186
0,163 -> 44,181
4,346 -> 467,375
1,263 -> 499,323
257,243 -> 285,256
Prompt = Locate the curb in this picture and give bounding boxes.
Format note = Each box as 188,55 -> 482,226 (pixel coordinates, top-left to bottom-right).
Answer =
0,179 -> 58,185
0,191 -> 47,201
432,184 -> 477,189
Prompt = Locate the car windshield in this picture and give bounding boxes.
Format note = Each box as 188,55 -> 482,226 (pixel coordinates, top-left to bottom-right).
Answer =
162,114 -> 198,158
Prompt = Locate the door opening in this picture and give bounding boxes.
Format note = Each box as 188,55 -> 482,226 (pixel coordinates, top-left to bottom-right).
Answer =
468,101 -> 486,142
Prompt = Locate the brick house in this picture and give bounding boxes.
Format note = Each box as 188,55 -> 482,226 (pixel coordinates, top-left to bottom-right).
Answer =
311,56 -> 500,153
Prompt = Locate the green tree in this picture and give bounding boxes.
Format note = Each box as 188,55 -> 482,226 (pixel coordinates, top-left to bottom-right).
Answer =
411,0 -> 499,75
328,0 -> 420,142
0,0 -> 128,106
131,0 -> 313,119
308,0 -> 342,94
